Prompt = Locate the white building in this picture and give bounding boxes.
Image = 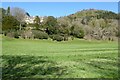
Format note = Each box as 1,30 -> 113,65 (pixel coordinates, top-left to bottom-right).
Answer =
24,15 -> 44,24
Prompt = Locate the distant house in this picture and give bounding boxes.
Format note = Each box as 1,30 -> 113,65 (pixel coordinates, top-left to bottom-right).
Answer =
24,15 -> 44,24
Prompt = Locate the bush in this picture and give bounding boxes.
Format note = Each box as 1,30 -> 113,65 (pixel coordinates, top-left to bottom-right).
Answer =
19,30 -> 26,39
6,32 -> 14,38
63,36 -> 68,41
32,30 -> 48,39
2,31 -> 8,36
6,31 -> 19,38
14,32 -> 19,38
51,35 -> 63,41
62,34 -> 68,41
73,28 -> 84,38
75,29 -> 84,38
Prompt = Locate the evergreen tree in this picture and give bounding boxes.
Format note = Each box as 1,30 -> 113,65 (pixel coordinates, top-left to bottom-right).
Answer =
6,7 -> 10,15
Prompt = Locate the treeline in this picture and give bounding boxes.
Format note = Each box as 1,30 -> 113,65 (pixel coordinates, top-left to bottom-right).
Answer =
1,7 -> 119,41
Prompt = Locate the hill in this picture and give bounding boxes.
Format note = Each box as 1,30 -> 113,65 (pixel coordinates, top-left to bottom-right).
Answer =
57,9 -> 119,41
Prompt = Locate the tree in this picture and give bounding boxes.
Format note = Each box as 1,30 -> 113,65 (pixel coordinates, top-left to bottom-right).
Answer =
34,16 -> 40,29
34,16 -> 40,24
0,8 -> 6,34
57,17 -> 71,35
71,24 -> 84,38
2,15 -> 19,31
46,16 -> 57,27
10,7 -> 26,30
45,16 -> 58,35
26,12 -> 30,17
0,8 -> 6,17
6,7 -> 10,16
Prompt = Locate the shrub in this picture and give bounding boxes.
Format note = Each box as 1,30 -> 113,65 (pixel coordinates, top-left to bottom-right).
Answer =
73,28 -> 84,38
62,34 -> 68,41
2,31 -> 8,36
49,35 -> 54,39
32,30 -> 48,39
51,35 -> 63,41
6,31 -> 19,38
63,36 -> 68,41
19,30 -> 26,39
6,32 -> 14,38
71,36 -> 74,40
14,31 -> 19,38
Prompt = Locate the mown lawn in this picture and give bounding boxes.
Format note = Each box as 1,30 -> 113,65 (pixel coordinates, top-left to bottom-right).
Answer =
1,36 -> 118,79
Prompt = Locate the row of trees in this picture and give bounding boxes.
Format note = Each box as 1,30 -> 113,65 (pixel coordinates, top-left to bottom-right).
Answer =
1,7 -> 119,41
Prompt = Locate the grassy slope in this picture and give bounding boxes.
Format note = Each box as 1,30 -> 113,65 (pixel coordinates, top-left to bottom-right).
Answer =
2,36 -> 118,78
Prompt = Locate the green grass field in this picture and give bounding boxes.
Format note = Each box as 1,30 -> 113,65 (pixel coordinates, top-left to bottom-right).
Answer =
1,36 -> 118,79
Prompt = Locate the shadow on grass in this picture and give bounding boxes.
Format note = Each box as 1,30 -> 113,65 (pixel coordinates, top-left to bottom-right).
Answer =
73,55 -> 118,78
86,61 -> 118,78
2,55 -> 67,79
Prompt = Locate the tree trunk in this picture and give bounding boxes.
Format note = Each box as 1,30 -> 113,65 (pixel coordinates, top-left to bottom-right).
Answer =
20,23 -> 21,30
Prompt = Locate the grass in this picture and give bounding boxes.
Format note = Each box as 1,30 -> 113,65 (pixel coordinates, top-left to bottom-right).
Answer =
2,36 -> 119,79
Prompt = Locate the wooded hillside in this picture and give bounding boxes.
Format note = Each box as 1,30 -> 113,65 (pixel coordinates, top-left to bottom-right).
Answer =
1,8 -> 119,41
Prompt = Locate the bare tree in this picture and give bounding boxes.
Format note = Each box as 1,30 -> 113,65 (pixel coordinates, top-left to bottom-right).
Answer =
10,7 -> 26,30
